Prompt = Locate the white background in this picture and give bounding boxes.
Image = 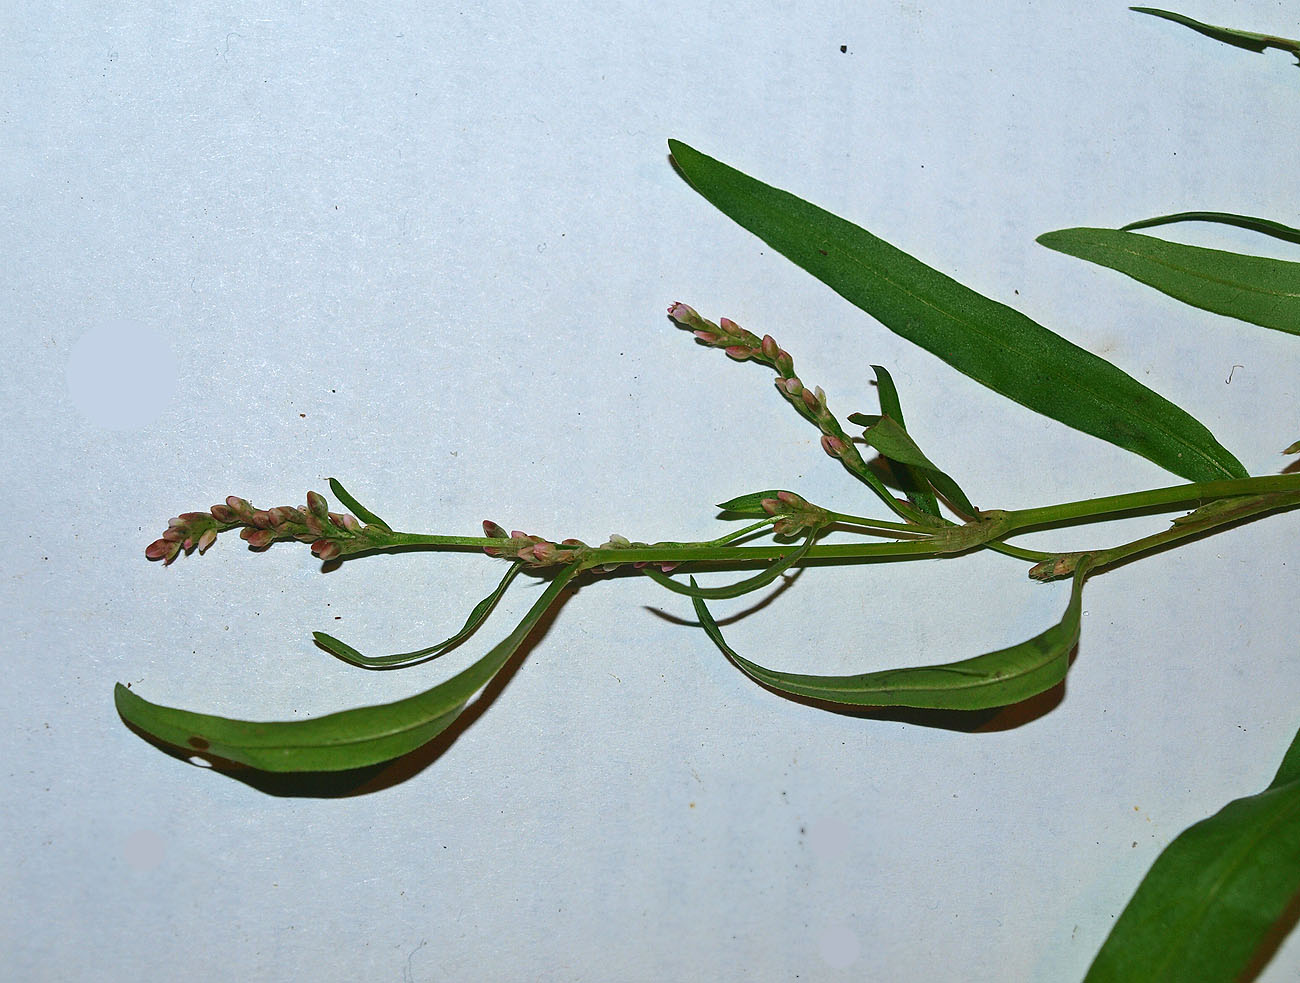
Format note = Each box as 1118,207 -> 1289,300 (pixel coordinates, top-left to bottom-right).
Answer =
3,2 -> 1298,980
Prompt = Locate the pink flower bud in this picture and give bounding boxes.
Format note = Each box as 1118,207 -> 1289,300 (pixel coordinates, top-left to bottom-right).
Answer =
146,539 -> 174,560
821,434 -> 846,457
340,514 -> 361,533
244,529 -> 276,548
761,335 -> 779,360
197,528 -> 218,552
210,504 -> 235,523
777,491 -> 801,505
268,507 -> 292,526
802,388 -> 820,411
724,346 -> 752,361
693,331 -> 719,344
719,317 -> 740,333
761,498 -> 781,515
667,302 -> 700,324
225,496 -> 251,516
306,491 -> 329,519
511,530 -> 528,540
250,510 -> 274,529
162,528 -> 184,543
311,539 -> 341,561
659,562 -> 679,574
483,520 -> 508,539
778,377 -> 803,397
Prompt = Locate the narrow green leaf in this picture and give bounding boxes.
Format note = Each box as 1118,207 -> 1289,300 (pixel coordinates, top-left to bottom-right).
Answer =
691,560 -> 1089,710
313,562 -> 523,669
668,139 -> 1245,483
1131,7 -> 1300,66
1038,227 -> 1300,336
867,365 -> 941,517
645,533 -> 814,600
1085,723 -> 1300,982
1121,211 -> 1300,247
327,477 -> 391,531
114,562 -> 581,772
850,411 -> 976,518
716,490 -> 793,516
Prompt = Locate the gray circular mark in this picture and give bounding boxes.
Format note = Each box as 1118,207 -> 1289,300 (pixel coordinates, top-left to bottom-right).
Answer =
66,319 -> 178,430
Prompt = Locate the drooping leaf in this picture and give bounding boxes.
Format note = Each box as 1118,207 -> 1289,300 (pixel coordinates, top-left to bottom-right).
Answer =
691,560 -> 1089,710
668,139 -> 1246,483
327,477 -> 391,531
1131,7 -> 1300,66
1038,227 -> 1300,337
644,533 -> 815,600
1084,723 -> 1300,982
864,365 -> 940,517
313,562 -> 523,669
715,490 -> 796,516
846,410 -> 975,518
1121,212 -> 1300,247
114,562 -> 581,772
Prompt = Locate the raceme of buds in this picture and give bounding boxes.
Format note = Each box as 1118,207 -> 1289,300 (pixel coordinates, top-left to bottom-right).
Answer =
147,491 -> 379,563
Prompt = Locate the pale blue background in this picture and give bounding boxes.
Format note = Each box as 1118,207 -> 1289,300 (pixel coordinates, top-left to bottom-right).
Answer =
2,2 -> 1298,980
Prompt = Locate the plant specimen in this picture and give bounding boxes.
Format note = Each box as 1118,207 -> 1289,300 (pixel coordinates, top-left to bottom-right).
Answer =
118,8 -> 1299,981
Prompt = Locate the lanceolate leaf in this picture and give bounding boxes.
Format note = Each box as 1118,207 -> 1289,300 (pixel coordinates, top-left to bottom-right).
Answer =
1084,723 -> 1300,982
691,560 -> 1089,710
668,140 -> 1246,483
1038,228 -> 1300,337
716,490 -> 795,516
866,365 -> 940,517
1131,7 -> 1300,66
115,562 -> 581,772
847,411 -> 976,518
327,477 -> 391,531
313,562 -> 524,669
1121,212 -> 1300,247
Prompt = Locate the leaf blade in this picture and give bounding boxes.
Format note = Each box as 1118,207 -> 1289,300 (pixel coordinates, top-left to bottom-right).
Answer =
857,412 -> 976,518
1084,724 -> 1300,982
313,562 -> 523,669
1131,7 -> 1300,65
645,533 -> 814,600
115,562 -> 580,772
327,477 -> 391,531
668,139 -> 1246,482
1038,227 -> 1300,336
868,365 -> 941,517
1121,211 -> 1300,247
691,560 -> 1089,710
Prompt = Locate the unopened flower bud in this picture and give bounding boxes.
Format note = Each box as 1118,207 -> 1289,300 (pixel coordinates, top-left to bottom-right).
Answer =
225,496 -> 253,517
145,539 -> 175,561
243,529 -> 276,548
197,528 -> 218,552
802,387 -> 820,411
250,510 -> 274,529
777,491 -> 801,506
311,539 -> 342,561
821,434 -> 846,457
483,520 -> 508,539
210,504 -> 235,523
693,331 -> 720,344
761,498 -> 781,515
761,335 -> 780,361
724,345 -> 752,361
777,377 -> 803,398
268,507 -> 293,526
306,491 -> 329,519
340,513 -> 362,533
667,302 -> 701,325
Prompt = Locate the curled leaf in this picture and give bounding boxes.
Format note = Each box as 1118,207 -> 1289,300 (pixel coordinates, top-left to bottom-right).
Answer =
866,364 -> 940,517
115,562 -> 581,772
850,412 -> 976,519
313,562 -> 523,669
1131,7 -> 1300,66
1121,212 -> 1300,247
691,560 -> 1090,710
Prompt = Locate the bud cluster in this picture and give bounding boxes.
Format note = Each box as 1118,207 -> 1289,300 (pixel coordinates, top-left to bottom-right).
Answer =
759,491 -> 833,537
146,491 -> 386,564
481,521 -> 583,568
667,303 -> 794,375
